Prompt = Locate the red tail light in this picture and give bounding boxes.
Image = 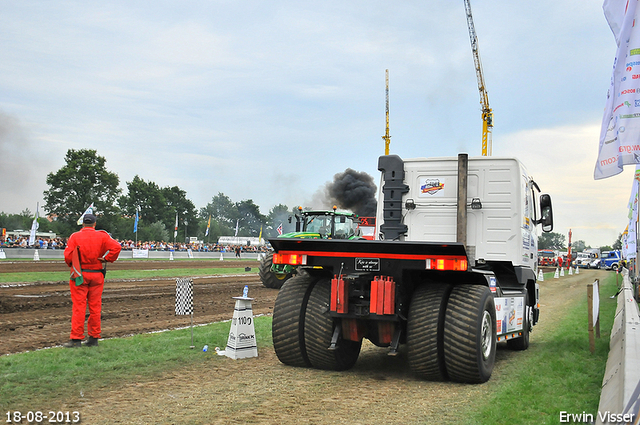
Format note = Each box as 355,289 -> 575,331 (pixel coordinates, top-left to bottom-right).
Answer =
426,257 -> 468,271
272,253 -> 307,265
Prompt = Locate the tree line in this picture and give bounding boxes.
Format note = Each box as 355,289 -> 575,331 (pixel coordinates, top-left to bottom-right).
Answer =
0,148 -> 625,251
537,231 -> 622,253
0,149 -> 294,243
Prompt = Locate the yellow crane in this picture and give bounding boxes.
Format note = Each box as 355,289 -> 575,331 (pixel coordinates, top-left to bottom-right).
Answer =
464,0 -> 493,156
382,69 -> 391,155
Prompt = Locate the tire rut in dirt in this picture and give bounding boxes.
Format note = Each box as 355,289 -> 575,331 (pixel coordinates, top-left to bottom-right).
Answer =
444,285 -> 496,383
304,278 -> 361,371
407,284 -> 451,380
259,252 -> 290,289
272,274 -> 317,367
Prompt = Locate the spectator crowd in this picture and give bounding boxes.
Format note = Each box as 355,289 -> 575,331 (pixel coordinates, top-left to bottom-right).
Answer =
0,236 -> 269,255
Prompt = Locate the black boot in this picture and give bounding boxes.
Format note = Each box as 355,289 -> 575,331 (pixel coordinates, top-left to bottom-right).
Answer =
84,336 -> 99,347
63,339 -> 82,348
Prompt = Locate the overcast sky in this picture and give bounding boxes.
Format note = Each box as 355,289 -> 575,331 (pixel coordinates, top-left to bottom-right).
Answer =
0,0 -> 633,247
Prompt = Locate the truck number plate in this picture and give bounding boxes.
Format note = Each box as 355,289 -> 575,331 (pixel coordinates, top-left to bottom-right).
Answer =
355,258 -> 380,271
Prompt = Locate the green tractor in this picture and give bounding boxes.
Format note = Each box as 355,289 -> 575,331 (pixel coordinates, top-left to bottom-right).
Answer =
259,207 -> 362,289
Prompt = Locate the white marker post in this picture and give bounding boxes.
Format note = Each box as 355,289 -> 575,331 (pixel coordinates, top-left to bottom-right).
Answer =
218,287 -> 258,360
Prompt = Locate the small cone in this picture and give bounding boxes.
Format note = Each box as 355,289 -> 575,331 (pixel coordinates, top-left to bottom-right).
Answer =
575,267 -> 579,274
33,249 -> 40,261
560,267 -> 565,277
220,253 -> 224,261
169,251 -> 174,261
538,269 -> 544,281
0,249 -> 6,260
568,267 -> 573,275
554,268 -> 559,279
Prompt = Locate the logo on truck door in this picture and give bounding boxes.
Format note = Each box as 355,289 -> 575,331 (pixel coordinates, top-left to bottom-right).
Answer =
419,177 -> 445,197
355,258 -> 381,271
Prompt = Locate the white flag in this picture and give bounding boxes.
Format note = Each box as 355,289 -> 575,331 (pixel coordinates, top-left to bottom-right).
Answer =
174,212 -> 178,238
28,203 -> 40,246
595,0 -> 640,179
234,219 -> 239,237
77,203 -> 94,225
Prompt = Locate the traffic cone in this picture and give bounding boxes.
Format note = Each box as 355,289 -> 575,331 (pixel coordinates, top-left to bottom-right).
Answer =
554,268 -> 559,279
538,269 -> 544,281
575,267 -> 579,274
560,267 -> 565,277
169,251 -> 174,261
33,249 -> 40,261
220,253 -> 224,261
568,267 -> 573,275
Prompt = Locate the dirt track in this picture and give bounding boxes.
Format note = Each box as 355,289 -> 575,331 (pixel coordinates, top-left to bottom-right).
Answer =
0,260 -> 276,355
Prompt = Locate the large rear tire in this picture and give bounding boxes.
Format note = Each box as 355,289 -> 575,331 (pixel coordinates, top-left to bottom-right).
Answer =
407,284 -> 451,380
444,285 -> 496,383
272,274 -> 317,367
304,278 -> 361,371
259,252 -> 292,289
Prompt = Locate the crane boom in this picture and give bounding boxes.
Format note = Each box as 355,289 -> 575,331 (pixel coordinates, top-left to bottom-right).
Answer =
382,69 -> 391,155
464,0 -> 493,156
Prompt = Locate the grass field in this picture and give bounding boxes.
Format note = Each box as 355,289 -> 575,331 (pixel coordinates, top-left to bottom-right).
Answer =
466,272 -> 619,424
0,267 -> 251,283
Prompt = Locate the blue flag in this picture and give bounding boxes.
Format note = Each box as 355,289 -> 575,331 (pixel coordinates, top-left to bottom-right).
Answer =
134,209 -> 139,233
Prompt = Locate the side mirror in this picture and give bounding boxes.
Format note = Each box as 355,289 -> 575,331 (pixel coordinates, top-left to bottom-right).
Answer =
539,194 -> 553,232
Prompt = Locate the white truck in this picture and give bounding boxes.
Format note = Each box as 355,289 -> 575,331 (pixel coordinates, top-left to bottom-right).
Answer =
270,154 -> 553,383
575,248 -> 601,268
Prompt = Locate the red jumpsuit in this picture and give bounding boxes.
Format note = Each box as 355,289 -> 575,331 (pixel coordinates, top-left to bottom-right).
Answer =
64,227 -> 121,340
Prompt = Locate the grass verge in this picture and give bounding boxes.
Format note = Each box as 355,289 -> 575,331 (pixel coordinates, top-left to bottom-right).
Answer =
0,267 -> 253,283
0,316 -> 273,411
466,272 -> 619,425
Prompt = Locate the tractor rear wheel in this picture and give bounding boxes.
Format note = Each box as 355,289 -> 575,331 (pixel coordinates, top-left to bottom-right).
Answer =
443,285 -> 496,383
407,284 -> 451,380
304,278 -> 361,371
272,274 -> 317,367
259,252 -> 292,289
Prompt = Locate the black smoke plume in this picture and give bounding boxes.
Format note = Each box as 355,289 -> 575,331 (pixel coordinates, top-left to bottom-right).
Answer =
326,169 -> 377,217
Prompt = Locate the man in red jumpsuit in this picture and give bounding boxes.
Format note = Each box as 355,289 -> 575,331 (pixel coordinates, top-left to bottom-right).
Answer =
63,214 -> 121,347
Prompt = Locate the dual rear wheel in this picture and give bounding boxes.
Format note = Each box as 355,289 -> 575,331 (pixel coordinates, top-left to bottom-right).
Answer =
272,276 -> 361,371
407,284 -> 497,383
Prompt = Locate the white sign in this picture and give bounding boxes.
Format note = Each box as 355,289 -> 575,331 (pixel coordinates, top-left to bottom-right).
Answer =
132,249 -> 149,258
495,296 -> 524,335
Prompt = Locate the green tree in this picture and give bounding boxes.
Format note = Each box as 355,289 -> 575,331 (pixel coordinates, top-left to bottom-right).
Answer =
572,240 -> 588,253
613,233 -> 623,250
267,204 -> 291,237
538,231 -> 566,250
118,176 -> 167,223
200,193 -> 238,240
236,199 -> 266,237
43,149 -> 121,236
163,186 -> 198,242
